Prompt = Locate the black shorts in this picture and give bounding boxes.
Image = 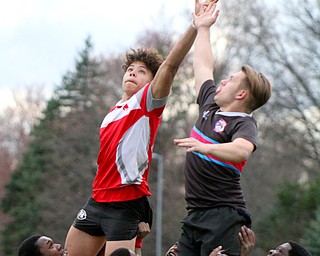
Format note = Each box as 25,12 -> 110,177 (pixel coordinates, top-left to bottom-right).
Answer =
72,197 -> 153,241
177,207 -> 251,256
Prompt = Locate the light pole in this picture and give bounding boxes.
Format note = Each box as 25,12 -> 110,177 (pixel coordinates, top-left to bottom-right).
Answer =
152,153 -> 163,256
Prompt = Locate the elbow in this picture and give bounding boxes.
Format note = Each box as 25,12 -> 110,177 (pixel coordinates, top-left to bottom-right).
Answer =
234,150 -> 251,163
231,139 -> 254,162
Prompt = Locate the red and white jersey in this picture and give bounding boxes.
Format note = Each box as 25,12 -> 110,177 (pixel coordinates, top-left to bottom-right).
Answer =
92,83 -> 167,202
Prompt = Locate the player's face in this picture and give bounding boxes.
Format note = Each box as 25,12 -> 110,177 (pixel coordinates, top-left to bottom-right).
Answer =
267,242 -> 292,256
214,70 -> 246,108
36,236 -> 67,256
122,61 -> 153,100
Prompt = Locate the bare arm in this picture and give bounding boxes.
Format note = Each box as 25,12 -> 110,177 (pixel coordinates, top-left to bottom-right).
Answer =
151,0 -> 221,99
174,137 -> 254,162
151,25 -> 197,99
135,248 -> 142,256
135,222 -> 151,256
193,2 -> 220,94
150,0 -> 207,99
150,0 -> 219,99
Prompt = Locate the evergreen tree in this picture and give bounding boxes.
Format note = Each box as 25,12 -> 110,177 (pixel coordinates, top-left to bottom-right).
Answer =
1,84 -> 59,256
256,177 -> 320,252
0,36 -> 114,255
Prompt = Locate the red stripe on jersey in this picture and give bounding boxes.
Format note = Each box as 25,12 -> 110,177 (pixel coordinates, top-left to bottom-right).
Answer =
190,127 -> 246,173
92,83 -> 165,202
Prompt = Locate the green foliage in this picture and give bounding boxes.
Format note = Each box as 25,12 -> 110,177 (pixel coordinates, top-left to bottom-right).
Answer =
1,86 -> 57,255
2,201 -> 42,256
0,36 -> 110,255
256,177 -> 320,251
301,207 -> 320,255
1,105 -> 55,255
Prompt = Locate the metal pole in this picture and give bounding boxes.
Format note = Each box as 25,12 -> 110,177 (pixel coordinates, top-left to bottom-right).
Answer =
152,153 -> 163,256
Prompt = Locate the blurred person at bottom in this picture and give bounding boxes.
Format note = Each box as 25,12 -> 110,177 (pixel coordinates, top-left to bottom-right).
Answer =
110,248 -> 136,256
267,241 -> 312,256
18,235 -> 67,256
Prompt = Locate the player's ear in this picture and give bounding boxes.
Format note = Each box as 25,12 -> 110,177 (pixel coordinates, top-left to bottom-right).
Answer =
235,90 -> 247,100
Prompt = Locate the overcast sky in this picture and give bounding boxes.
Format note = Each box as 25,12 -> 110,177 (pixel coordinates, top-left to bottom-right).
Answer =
0,0 -> 191,109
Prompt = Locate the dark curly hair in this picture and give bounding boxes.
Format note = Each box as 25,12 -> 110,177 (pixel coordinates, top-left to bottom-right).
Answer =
122,48 -> 164,78
18,235 -> 42,256
110,247 -> 132,256
289,241 -> 312,256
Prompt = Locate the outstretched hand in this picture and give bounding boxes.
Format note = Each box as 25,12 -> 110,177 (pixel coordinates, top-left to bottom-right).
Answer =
174,137 -> 209,154
195,0 -> 219,15
194,0 -> 220,29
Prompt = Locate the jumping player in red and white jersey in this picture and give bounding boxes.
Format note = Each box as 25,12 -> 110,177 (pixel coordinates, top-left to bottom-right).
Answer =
64,1 -> 216,255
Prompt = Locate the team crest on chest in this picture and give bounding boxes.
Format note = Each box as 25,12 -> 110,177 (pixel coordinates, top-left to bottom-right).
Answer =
214,119 -> 227,133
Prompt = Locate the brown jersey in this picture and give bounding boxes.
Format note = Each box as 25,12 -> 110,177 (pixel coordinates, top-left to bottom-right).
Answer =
185,80 -> 257,211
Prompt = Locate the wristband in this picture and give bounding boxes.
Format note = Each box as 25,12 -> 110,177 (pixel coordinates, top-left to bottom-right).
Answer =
135,236 -> 143,248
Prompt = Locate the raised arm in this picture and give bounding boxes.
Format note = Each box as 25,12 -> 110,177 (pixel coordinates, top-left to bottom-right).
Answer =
150,23 -> 197,99
193,2 -> 220,94
150,0 -> 216,99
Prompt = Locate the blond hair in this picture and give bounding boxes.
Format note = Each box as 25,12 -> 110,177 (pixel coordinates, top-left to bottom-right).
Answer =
241,65 -> 271,112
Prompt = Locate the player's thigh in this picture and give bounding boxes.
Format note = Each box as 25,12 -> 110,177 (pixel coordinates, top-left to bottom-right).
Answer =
105,238 -> 136,256
65,226 -> 106,256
